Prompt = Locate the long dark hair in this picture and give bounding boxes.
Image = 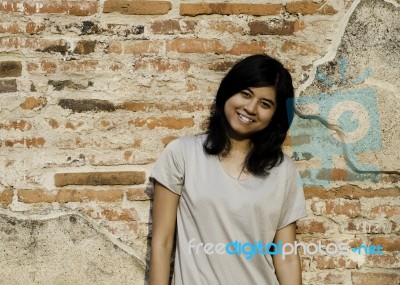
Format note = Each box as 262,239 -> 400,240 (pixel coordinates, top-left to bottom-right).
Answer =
203,54 -> 295,177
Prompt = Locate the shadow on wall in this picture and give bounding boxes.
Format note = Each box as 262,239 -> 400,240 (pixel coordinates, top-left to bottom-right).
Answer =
289,0 -> 400,187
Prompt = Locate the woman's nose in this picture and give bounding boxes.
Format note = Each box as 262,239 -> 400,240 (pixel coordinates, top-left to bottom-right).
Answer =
244,99 -> 257,115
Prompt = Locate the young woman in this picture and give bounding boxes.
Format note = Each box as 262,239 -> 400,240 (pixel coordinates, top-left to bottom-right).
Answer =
149,54 -> 307,284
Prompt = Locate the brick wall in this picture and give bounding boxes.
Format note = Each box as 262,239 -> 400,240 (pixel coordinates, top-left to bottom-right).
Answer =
0,0 -> 399,284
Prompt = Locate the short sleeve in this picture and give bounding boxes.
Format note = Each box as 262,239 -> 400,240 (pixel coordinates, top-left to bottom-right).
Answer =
149,139 -> 184,195
277,157 -> 307,229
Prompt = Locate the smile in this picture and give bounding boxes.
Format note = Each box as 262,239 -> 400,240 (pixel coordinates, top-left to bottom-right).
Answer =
237,113 -> 254,123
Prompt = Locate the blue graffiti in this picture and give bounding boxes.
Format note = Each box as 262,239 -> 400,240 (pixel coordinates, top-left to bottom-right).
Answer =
289,58 -> 381,187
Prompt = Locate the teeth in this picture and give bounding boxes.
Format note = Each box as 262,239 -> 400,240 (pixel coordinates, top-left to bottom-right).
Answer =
238,113 -> 253,123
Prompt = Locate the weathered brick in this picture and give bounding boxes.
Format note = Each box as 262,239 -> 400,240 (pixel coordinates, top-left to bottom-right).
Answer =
229,41 -> 268,55
20,96 -> 47,110
54,171 -> 146,187
208,21 -> 244,34
286,1 -> 337,15
332,167 -> 348,181
366,254 -> 400,268
180,3 -> 284,16
167,38 -> 226,54
0,38 -> 68,52
85,207 -> 139,221
0,79 -> 17,93
304,185 -> 400,200
48,118 -> 59,129
296,219 -> 328,233
4,137 -> 45,148
314,256 -> 357,269
133,59 -> 190,72
0,61 -> 22,77
325,200 -> 361,217
369,205 -> 400,218
0,189 -> 13,205
281,40 -> 317,55
103,0 -> 171,15
18,189 -> 123,203
128,117 -> 195,130
249,20 -> 305,36
206,60 -> 235,72
0,1 -> 98,16
345,219 -> 393,234
0,120 -> 32,131
60,60 -> 97,73
351,272 -> 400,285
73,40 -> 96,54
59,98 -> 115,112
50,80 -> 91,91
370,237 -> 400,251
108,40 -> 163,54
162,136 -> 178,147
150,20 -> 181,34
126,188 -> 152,201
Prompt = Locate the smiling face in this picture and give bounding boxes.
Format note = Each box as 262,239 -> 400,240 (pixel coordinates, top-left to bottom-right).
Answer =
223,86 -> 277,140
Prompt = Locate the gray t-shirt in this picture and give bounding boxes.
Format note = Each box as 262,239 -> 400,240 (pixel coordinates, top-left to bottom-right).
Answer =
150,135 -> 307,284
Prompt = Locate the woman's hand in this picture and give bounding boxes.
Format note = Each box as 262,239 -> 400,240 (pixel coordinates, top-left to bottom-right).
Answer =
149,181 -> 180,285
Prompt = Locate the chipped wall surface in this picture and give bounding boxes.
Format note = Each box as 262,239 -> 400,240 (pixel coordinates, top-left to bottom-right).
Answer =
0,0 -> 399,284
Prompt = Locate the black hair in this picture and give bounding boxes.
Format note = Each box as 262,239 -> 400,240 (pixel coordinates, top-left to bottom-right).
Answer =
202,54 -> 295,177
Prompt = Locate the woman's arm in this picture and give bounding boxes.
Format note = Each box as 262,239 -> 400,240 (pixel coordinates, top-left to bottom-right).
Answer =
149,181 -> 180,285
272,222 -> 302,285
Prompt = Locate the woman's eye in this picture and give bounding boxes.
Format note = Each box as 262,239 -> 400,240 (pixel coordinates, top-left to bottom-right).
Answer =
261,102 -> 271,108
241,91 -> 251,97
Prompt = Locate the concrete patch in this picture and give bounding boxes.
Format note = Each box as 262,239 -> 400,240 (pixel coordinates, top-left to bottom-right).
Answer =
0,213 -> 145,284
290,0 -> 400,186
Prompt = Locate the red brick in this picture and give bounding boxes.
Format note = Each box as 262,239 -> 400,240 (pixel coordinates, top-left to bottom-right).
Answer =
370,237 -> 400,251
304,185 -> 400,200
0,189 -> 13,205
180,3 -> 284,16
40,60 -> 57,73
167,38 -> 226,54
103,0 -> 171,15
314,256 -> 357,269
18,189 -> 123,203
0,21 -> 45,34
0,61 -> 22,77
4,137 -> 45,148
126,188 -> 152,201
20,96 -> 47,110
0,120 -> 32,131
128,117 -> 195,130
286,1 -> 337,15
296,219 -> 328,233
54,171 -> 146,187
0,37 -> 68,52
120,101 -> 206,113
351,272 -> 400,285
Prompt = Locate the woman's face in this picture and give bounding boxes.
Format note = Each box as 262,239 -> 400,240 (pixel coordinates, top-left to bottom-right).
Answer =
223,86 -> 277,140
